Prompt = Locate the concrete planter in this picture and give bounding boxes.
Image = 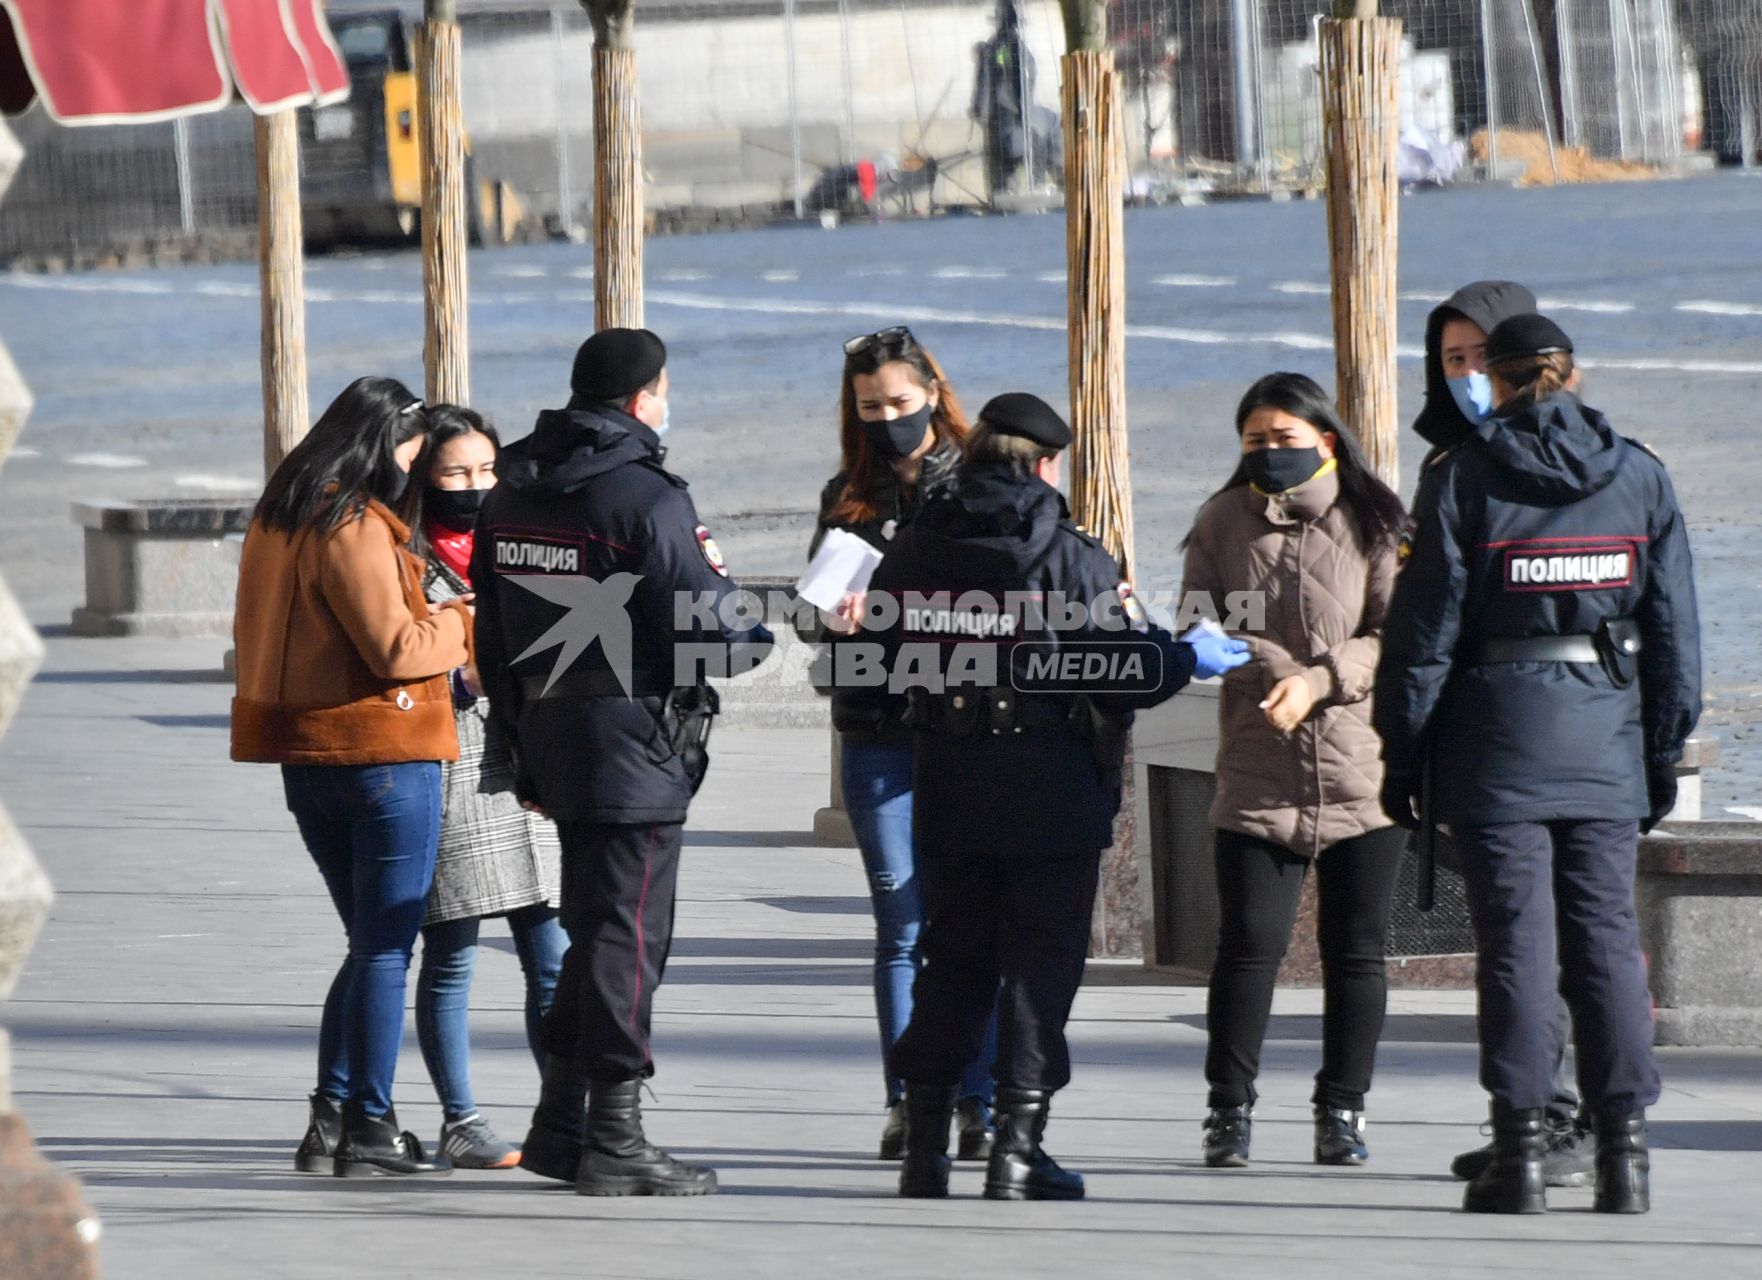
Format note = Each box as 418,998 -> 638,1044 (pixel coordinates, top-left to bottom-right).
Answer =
1639,820 -> 1762,1047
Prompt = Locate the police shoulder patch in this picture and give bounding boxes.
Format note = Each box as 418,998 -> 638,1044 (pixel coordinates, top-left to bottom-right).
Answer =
694,524 -> 728,577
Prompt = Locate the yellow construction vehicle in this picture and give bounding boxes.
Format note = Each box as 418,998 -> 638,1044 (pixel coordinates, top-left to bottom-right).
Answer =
302,5 -> 520,245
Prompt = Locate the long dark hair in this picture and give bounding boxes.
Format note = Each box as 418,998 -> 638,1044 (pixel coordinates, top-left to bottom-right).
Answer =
255,376 -> 427,535
829,331 -> 970,526
1183,372 -> 1407,552
398,404 -> 501,559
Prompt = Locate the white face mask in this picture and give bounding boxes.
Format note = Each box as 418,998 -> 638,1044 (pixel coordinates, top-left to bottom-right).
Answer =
653,400 -> 671,438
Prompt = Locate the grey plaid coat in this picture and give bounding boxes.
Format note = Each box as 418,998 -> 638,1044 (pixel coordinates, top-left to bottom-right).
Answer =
422,555 -> 562,925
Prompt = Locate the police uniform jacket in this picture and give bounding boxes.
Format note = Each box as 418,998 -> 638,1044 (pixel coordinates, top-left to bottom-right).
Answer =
471,406 -> 774,825
863,462 -> 1197,859
1373,392 -> 1701,826
808,444 -> 960,744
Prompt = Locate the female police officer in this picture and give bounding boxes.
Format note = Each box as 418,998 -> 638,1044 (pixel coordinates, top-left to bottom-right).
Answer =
1374,314 -> 1701,1216
851,393 -> 1249,1200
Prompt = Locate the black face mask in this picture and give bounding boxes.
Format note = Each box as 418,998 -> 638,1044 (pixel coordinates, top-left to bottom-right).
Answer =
426,486 -> 487,533
1243,446 -> 1325,495
382,466 -> 412,506
863,404 -> 935,463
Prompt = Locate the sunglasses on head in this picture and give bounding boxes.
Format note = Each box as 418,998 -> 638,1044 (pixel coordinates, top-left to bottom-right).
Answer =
842,326 -> 916,359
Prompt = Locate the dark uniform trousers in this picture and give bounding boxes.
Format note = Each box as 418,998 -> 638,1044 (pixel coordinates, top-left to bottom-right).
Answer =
541,821 -> 683,1082
889,841 -> 1102,1094
1455,819 -> 1660,1115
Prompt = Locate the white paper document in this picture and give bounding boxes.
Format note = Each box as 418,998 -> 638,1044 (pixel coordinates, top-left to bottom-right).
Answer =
796,528 -> 885,613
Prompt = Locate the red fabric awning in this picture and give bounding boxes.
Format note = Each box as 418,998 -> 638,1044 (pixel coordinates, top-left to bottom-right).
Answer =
0,0 -> 349,125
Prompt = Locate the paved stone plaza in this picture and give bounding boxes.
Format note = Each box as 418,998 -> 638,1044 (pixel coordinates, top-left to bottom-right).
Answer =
0,634 -> 1757,1278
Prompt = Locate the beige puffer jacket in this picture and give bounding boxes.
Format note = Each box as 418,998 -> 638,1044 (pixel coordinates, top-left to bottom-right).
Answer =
1179,466 -> 1399,857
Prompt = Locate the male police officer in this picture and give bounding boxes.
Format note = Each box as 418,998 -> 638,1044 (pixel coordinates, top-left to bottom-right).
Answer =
851,392 -> 1249,1200
1375,315 -> 1701,1215
472,328 -> 772,1196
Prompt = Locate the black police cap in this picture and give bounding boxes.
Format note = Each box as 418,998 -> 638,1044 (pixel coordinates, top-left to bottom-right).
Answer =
570,328 -> 667,405
978,392 -> 1072,449
1485,313 -> 1574,364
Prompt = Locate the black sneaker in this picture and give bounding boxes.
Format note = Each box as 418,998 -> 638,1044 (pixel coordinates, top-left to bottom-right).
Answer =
439,1113 -> 521,1170
1202,1105 -> 1252,1168
1453,1113 -> 1594,1187
1544,1113 -> 1595,1189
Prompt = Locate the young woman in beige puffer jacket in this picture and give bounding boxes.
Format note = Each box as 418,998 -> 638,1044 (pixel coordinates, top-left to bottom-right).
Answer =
1179,373 -> 1408,1172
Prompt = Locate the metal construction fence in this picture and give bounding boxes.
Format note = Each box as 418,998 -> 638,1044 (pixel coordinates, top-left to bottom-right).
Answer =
2,0 -> 1759,263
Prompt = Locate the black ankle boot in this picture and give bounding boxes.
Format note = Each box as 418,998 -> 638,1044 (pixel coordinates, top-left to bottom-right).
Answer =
1592,1111 -> 1649,1214
1463,1103 -> 1546,1214
575,1079 -> 717,1197
1313,1107 -> 1369,1166
522,1055 -> 590,1183
1201,1105 -> 1252,1168
898,1083 -> 957,1199
333,1104 -> 452,1178
294,1092 -> 343,1174
983,1087 -> 1084,1201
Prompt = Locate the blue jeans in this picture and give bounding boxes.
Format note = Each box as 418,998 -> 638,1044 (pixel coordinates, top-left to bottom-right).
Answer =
842,738 -> 996,1106
284,762 -> 442,1119
416,904 -> 567,1121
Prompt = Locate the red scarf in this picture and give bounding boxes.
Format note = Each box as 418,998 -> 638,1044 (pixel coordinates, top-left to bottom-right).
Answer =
428,523 -> 474,587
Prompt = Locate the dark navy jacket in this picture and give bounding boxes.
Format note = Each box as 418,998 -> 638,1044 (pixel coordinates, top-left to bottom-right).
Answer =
471,406 -> 773,825
860,463 -> 1197,858
1374,393 -> 1701,825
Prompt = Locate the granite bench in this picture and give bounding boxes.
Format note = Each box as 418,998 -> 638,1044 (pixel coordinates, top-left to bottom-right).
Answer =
70,499 -> 254,639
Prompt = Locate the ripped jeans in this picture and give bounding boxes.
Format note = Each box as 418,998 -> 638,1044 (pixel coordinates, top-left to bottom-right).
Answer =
842,738 -> 996,1106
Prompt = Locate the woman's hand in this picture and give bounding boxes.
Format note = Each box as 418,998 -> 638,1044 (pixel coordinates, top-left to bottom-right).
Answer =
1260,674 -> 1315,735
821,590 -> 867,635
460,664 -> 485,698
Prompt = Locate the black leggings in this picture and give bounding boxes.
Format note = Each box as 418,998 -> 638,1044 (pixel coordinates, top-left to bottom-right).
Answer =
1204,826 -> 1406,1111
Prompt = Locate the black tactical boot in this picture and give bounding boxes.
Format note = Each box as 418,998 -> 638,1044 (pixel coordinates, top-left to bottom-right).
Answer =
983,1087 -> 1084,1201
956,1096 -> 996,1163
1463,1104 -> 1546,1214
1592,1111 -> 1649,1214
898,1083 -> 957,1199
574,1079 -> 717,1197
333,1104 -> 452,1178
294,1092 -> 343,1174
1201,1105 -> 1253,1168
1313,1107 -> 1369,1166
878,1100 -> 908,1161
521,1055 -> 590,1183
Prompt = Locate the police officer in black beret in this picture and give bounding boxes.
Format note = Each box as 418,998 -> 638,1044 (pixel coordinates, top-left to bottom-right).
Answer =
1375,314 -> 1702,1215
471,328 -> 773,1196
847,392 -> 1250,1200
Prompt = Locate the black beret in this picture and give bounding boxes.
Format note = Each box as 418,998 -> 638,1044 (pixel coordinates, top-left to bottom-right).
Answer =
570,327 -> 667,405
978,392 -> 1071,449
1485,313 -> 1574,364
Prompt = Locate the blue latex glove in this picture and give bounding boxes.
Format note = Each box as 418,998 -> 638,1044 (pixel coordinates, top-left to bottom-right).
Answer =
1181,623 -> 1252,681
